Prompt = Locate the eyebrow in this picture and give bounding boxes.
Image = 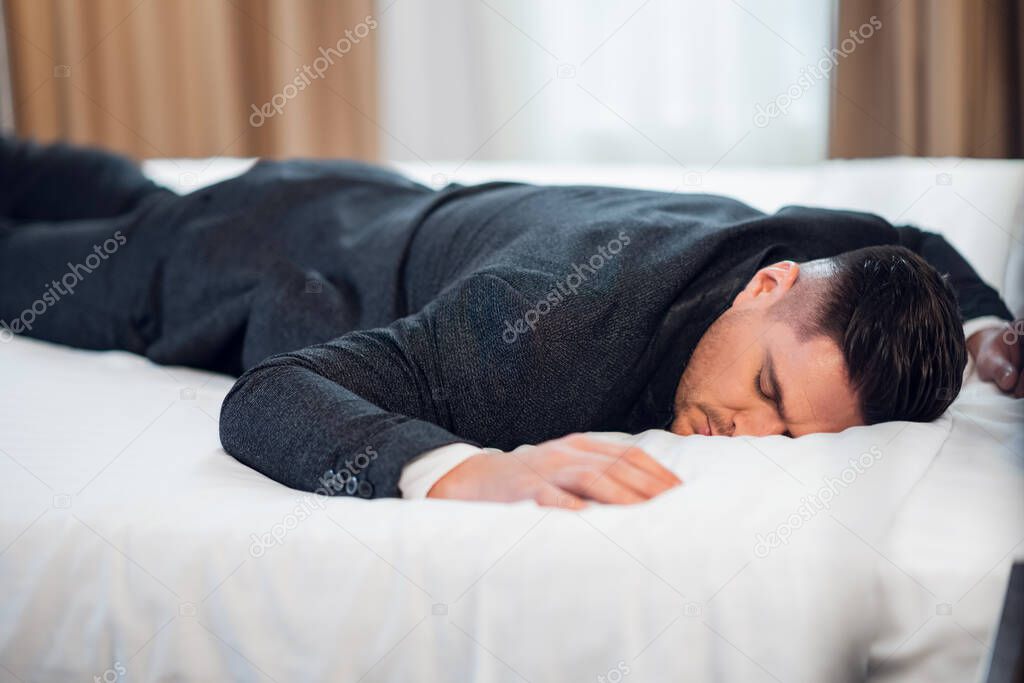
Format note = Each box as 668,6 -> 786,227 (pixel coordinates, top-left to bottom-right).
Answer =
765,353 -> 790,422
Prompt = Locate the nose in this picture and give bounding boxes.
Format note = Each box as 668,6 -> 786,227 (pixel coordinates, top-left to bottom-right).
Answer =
731,408 -> 786,437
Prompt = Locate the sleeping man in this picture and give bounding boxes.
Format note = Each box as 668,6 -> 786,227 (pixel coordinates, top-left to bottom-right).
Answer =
1,137 -> 1020,507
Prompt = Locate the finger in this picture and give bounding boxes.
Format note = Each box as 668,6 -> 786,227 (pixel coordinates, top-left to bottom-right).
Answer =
561,445 -> 679,499
533,482 -> 588,510
618,445 -> 683,486
604,457 -> 681,498
552,465 -> 648,505
1014,370 -> 1024,399
566,435 -> 681,485
977,351 -> 1017,392
548,448 -> 659,501
559,447 -> 667,499
994,361 -> 1018,392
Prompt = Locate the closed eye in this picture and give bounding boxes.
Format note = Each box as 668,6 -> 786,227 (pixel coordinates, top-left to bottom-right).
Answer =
754,368 -> 772,402
755,367 -> 793,438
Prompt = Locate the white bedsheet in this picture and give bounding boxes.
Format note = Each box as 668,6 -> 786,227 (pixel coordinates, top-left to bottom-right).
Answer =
1,158 -> 1022,683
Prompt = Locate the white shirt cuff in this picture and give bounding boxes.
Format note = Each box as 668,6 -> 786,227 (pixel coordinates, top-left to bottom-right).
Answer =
399,442 -> 484,498
963,315 -> 1010,341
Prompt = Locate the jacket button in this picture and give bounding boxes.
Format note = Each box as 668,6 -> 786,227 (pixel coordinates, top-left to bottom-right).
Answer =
321,469 -> 338,495
344,476 -> 358,495
357,481 -> 374,498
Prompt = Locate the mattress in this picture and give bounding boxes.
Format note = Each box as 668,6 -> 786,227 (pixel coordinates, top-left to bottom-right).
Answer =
1,157 -> 1022,683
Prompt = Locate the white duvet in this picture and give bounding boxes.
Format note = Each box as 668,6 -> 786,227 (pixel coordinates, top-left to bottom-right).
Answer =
1,157 -> 1022,683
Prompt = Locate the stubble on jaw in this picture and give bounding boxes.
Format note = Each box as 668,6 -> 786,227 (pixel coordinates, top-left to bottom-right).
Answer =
671,309 -> 738,433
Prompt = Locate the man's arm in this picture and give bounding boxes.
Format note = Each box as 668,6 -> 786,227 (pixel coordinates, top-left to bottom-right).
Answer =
220,273 -> 680,502
219,275 -> 493,499
399,443 -> 482,498
897,226 -> 1021,396
896,226 -> 1012,322
219,330 -> 475,499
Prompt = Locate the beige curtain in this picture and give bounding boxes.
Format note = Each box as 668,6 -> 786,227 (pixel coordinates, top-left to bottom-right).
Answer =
2,0 -> 379,159
830,0 -> 1023,159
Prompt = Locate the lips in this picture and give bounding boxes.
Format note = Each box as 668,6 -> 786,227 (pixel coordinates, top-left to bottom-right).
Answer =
696,413 -> 711,437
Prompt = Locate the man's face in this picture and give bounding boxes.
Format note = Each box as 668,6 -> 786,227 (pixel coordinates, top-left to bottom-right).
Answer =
670,262 -> 864,438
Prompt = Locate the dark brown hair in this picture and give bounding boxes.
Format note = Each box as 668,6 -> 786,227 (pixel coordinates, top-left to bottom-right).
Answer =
798,245 -> 967,424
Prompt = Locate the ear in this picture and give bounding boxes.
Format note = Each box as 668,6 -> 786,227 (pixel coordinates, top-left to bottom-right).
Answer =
731,260 -> 800,309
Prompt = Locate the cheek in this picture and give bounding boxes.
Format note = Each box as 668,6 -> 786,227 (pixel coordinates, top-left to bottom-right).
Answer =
697,338 -> 762,404
680,342 -> 715,395
684,332 -> 735,396
704,361 -> 749,407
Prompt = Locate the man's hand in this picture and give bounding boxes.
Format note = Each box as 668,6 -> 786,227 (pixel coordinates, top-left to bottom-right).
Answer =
427,433 -> 682,509
967,320 -> 1024,398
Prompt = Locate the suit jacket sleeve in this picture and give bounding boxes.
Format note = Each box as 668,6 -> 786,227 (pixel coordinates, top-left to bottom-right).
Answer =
218,277 -> 490,499
897,226 -> 1012,323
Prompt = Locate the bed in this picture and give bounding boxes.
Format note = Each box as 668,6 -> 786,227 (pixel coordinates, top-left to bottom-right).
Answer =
0,157 -> 1021,683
